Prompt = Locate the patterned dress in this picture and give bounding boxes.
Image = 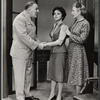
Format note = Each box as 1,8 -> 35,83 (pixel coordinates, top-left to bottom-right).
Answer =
67,18 -> 90,86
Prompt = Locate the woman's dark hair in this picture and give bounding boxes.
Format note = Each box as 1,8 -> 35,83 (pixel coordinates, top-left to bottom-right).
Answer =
73,2 -> 87,16
25,1 -> 36,10
52,6 -> 67,20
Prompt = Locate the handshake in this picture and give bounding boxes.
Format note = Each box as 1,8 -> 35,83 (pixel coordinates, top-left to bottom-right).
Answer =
38,42 -> 47,50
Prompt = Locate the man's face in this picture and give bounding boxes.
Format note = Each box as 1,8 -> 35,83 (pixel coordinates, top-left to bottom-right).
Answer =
29,4 -> 39,18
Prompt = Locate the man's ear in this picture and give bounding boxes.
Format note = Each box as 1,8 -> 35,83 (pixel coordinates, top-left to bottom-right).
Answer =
27,6 -> 31,12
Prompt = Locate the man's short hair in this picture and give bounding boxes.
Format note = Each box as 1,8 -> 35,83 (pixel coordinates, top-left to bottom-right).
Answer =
25,1 -> 36,10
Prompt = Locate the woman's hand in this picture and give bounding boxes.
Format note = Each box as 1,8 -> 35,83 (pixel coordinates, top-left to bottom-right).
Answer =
66,28 -> 71,36
42,42 -> 48,47
62,25 -> 71,36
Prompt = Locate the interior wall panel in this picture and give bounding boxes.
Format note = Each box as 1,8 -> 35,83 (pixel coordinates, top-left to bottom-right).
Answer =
37,0 -> 76,47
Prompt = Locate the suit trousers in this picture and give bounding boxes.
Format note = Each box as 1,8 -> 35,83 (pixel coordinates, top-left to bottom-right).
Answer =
12,58 -> 32,100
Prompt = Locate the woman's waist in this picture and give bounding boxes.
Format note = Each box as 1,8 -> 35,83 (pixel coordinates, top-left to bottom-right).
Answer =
69,42 -> 85,49
69,41 -> 86,46
51,45 -> 67,53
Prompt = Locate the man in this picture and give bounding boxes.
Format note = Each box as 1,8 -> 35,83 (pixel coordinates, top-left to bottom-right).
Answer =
10,1 -> 43,100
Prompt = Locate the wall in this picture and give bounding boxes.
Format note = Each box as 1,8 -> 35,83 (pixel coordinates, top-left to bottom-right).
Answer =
37,0 -> 76,48
37,0 -> 98,83
37,0 -> 76,82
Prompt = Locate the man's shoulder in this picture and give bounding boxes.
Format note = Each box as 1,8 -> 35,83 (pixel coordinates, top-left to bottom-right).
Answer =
13,12 -> 26,24
15,11 -> 26,19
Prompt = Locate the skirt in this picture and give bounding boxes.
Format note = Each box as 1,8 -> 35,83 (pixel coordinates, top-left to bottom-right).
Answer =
48,52 -> 67,82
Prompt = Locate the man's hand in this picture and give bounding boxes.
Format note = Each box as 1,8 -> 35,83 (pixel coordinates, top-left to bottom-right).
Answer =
38,43 -> 44,49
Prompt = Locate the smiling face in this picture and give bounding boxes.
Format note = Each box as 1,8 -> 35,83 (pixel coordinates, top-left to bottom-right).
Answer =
29,4 -> 39,18
71,6 -> 81,19
53,10 -> 62,21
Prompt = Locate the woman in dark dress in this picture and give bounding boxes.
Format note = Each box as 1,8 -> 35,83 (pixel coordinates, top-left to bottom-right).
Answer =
64,2 -> 90,94
43,7 -> 68,100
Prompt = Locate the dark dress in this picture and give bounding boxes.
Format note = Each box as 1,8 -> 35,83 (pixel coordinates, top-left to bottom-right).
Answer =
48,23 -> 67,82
68,19 -> 90,86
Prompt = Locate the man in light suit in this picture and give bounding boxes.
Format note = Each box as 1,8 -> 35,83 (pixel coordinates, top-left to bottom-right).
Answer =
10,1 -> 43,100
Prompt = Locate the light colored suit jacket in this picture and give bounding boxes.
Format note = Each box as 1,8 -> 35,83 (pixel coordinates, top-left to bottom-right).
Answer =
10,10 -> 39,59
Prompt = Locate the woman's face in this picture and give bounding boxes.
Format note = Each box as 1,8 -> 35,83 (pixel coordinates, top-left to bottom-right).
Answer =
71,6 -> 80,19
53,10 -> 62,21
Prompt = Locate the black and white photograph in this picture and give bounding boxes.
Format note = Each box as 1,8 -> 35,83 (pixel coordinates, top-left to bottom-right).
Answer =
1,0 -> 99,100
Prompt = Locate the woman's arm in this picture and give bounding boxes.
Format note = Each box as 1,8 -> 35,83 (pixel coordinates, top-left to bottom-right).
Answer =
70,23 -> 90,44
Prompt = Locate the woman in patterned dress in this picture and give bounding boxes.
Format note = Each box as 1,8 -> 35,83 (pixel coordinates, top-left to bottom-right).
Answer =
64,2 -> 90,94
43,7 -> 68,100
